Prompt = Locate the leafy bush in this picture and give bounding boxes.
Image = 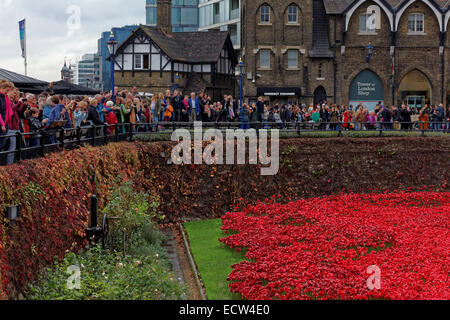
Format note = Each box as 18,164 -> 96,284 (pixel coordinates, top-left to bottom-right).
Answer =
27,181 -> 184,300
27,244 -> 184,300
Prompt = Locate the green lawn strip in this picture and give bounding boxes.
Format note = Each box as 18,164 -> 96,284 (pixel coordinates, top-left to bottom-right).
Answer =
135,130 -> 448,143
184,219 -> 246,300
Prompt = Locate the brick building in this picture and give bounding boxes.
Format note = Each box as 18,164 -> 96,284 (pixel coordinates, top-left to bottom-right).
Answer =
242,0 -> 450,109
111,1 -> 237,100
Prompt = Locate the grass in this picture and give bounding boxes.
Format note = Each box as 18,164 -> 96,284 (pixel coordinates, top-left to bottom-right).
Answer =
135,129 -> 448,143
184,219 -> 246,300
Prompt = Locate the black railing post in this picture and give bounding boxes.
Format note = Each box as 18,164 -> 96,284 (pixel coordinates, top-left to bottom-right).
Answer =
91,125 -> 96,146
128,123 -> 133,142
16,131 -> 22,162
115,124 -> 119,142
59,128 -> 65,149
77,127 -> 82,146
39,129 -> 46,157
103,125 -> 108,145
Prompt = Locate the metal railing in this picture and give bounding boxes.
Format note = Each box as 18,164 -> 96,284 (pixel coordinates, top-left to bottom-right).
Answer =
0,120 -> 448,166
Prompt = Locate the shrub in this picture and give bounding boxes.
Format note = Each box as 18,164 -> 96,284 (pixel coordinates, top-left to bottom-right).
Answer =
27,181 -> 184,300
27,243 -> 184,300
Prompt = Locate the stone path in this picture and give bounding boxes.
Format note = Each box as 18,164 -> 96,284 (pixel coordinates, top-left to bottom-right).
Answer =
161,228 -> 186,287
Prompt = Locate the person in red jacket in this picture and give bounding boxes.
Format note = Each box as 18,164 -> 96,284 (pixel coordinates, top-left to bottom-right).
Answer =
105,101 -> 118,134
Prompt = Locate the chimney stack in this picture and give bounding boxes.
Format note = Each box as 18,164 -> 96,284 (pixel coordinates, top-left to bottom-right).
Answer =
157,0 -> 172,34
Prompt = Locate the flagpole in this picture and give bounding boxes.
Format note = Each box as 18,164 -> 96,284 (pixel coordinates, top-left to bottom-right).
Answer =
19,19 -> 27,76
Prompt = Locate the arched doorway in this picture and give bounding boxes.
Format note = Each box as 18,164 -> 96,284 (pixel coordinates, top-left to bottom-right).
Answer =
313,86 -> 327,106
398,70 -> 432,110
349,69 -> 384,111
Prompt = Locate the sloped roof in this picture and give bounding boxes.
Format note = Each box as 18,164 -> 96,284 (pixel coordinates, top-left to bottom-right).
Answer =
115,25 -> 237,65
51,80 -> 100,95
323,0 -> 354,14
0,68 -> 48,85
310,0 -> 334,58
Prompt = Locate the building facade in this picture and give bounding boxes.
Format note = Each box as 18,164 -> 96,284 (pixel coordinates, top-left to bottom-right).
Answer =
242,0 -> 450,109
76,54 -> 102,91
112,25 -> 237,100
146,0 -> 199,32
199,0 -> 241,52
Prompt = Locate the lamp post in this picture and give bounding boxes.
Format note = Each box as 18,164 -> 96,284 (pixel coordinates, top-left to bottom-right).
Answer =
107,31 -> 118,103
237,59 -> 245,110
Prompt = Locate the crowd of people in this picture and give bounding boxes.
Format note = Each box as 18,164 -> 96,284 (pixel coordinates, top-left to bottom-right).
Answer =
1,79 -> 449,165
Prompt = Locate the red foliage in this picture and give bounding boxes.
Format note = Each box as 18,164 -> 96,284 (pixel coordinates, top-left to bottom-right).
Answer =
220,192 -> 450,300
0,143 -> 140,298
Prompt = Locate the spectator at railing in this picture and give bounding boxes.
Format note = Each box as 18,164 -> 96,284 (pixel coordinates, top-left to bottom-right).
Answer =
74,101 -> 88,128
400,105 -> 413,131
0,80 -> 14,164
418,107 -> 430,131
26,107 -> 43,158
366,111 -> 377,130
104,101 -> 118,134
87,98 -> 104,127
48,96 -> 72,129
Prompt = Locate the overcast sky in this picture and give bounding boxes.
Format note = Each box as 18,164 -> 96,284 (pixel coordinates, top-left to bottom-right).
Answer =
0,0 -> 145,81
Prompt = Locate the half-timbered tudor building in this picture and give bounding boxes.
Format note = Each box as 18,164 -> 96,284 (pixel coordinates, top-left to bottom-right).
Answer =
112,25 -> 238,100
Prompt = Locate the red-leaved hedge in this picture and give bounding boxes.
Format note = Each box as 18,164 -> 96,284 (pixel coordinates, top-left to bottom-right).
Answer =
0,143 -> 140,298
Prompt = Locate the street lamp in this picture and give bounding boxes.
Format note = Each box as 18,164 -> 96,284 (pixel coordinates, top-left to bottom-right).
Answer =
107,31 -> 118,103
237,58 -> 245,112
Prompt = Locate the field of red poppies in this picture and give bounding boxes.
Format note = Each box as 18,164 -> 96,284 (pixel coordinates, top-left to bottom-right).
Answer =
220,191 -> 449,300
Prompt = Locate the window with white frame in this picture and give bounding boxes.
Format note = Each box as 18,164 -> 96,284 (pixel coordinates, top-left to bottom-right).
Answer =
408,13 -> 424,33
287,5 -> 298,24
359,13 -> 376,33
287,50 -> 298,68
260,50 -> 270,68
134,54 -> 150,70
260,5 -> 270,23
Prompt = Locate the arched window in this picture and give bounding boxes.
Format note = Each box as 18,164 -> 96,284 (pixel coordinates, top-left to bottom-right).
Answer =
260,5 -> 271,23
287,5 -> 298,24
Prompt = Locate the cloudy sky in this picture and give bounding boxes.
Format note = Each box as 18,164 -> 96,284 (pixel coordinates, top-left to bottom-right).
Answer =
0,0 -> 145,81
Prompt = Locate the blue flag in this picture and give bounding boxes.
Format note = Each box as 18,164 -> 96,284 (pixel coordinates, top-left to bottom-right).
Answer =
19,19 -> 26,59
